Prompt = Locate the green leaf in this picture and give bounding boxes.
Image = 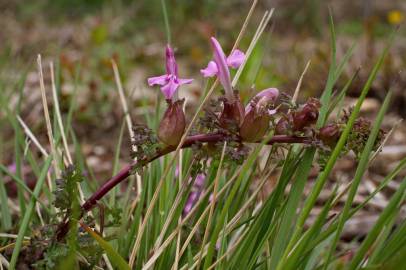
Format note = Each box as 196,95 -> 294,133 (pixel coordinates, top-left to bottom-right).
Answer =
375,219 -> 406,264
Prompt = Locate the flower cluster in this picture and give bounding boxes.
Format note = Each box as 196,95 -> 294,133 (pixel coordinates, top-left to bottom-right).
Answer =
141,37 -> 384,163
147,38 -> 281,147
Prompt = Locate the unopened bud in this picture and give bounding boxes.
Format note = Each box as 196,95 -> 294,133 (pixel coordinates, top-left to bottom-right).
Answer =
158,100 -> 186,146
239,88 -> 278,141
318,123 -> 341,147
292,98 -> 320,132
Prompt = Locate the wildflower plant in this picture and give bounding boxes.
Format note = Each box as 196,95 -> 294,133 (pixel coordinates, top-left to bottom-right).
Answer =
0,5 -> 404,270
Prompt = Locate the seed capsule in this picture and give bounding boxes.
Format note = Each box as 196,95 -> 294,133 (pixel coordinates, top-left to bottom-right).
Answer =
158,100 -> 186,146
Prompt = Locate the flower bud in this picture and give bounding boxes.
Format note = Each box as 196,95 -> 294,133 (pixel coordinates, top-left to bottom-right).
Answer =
219,95 -> 245,131
239,88 -> 278,142
318,123 -> 341,147
292,98 -> 320,132
158,99 -> 186,146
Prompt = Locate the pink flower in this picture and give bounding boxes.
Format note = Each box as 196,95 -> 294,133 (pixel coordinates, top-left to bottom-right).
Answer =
148,45 -> 193,100
201,37 -> 245,101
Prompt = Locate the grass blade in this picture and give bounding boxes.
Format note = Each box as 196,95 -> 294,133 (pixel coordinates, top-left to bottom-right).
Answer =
348,176 -> 406,269
0,172 -> 12,230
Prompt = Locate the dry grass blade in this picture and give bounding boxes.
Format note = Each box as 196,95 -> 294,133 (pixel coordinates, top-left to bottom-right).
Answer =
370,119 -> 402,162
207,230 -> 248,270
17,115 -> 56,217
230,0 -> 258,52
111,59 -> 136,148
172,219 -> 182,270
37,55 -> 59,191
0,233 -> 30,240
111,59 -> 143,198
16,115 -> 55,218
172,138 -> 185,270
232,9 -> 274,87
292,60 -> 311,104
16,116 -> 49,157
0,253 -> 9,269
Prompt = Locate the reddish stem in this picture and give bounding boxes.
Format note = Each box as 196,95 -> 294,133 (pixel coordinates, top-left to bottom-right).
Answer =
81,133 -> 310,212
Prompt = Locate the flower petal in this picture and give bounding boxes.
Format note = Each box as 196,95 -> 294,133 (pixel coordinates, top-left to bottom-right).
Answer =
244,88 -> 279,113
227,49 -> 245,68
161,79 -> 179,100
148,75 -> 168,86
178,78 -> 194,85
210,37 -> 233,100
200,61 -> 218,77
165,45 -> 178,76
255,88 -> 279,101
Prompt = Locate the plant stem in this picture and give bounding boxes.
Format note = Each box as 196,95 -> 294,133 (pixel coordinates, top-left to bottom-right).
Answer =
82,133 -> 309,212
